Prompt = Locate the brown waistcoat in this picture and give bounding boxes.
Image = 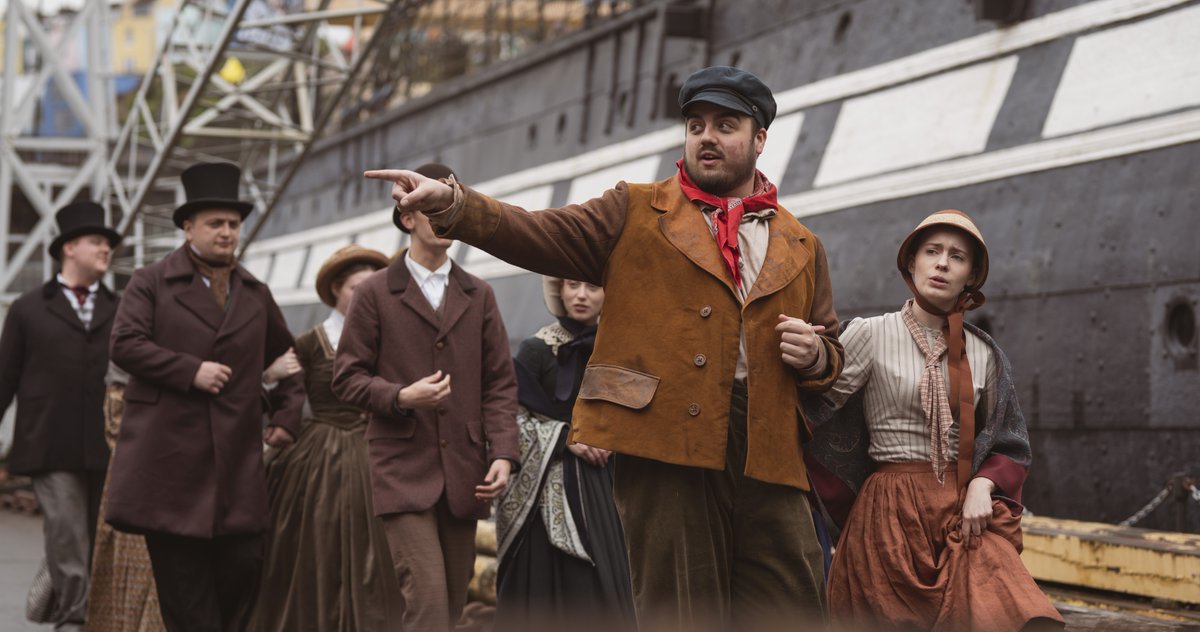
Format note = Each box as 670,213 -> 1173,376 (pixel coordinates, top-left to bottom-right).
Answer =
436,175 -> 844,490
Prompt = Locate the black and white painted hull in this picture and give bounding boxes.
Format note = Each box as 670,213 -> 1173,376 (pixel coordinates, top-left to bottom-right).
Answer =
245,0 -> 1200,531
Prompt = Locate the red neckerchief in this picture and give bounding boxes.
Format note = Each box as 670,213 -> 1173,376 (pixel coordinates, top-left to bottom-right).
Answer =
676,159 -> 778,288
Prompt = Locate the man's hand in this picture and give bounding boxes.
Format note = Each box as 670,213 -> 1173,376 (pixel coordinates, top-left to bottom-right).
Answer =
775,314 -> 826,371
961,477 -> 997,548
475,459 -> 512,502
568,442 -> 611,467
263,425 -> 295,448
397,371 -> 451,410
364,169 -> 455,214
263,347 -> 301,383
193,361 -> 232,395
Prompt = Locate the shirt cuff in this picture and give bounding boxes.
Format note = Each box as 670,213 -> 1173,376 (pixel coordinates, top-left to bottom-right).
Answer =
796,339 -> 828,378
424,174 -> 465,227
262,379 -> 279,391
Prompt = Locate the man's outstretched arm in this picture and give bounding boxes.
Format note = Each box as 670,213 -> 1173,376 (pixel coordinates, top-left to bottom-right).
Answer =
365,169 -> 628,286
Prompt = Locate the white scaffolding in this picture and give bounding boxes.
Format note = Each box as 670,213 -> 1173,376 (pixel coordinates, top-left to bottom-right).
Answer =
0,0 -> 416,296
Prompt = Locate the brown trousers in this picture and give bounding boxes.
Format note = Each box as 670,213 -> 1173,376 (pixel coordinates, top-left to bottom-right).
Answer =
613,382 -> 826,631
380,495 -> 477,631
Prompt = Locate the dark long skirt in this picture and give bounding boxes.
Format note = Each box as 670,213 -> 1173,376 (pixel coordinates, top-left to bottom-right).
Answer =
495,453 -> 635,631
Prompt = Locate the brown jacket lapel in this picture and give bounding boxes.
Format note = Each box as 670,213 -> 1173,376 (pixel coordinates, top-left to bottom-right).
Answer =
745,210 -> 810,305
387,254 -> 440,329
652,176 -> 738,299
437,263 -> 477,338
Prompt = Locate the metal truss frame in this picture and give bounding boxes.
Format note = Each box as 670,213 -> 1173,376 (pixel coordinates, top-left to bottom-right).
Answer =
0,0 -> 112,297
101,0 -> 416,275
0,0 -> 418,295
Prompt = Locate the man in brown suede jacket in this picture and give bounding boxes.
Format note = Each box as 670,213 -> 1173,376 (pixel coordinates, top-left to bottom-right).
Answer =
366,68 -> 843,629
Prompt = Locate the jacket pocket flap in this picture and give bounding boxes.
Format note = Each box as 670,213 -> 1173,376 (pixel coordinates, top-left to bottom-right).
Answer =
365,416 -> 417,440
578,365 -> 660,410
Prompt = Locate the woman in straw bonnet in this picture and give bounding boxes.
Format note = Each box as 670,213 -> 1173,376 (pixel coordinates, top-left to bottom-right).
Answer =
805,210 -> 1064,631
247,245 -> 402,631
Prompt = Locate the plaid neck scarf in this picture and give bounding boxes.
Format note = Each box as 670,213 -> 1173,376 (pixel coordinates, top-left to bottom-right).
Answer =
186,246 -> 235,309
676,159 -> 778,289
900,299 -> 954,484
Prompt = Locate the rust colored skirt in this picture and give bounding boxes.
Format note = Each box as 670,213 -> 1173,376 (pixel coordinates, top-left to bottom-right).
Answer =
827,463 -> 1063,632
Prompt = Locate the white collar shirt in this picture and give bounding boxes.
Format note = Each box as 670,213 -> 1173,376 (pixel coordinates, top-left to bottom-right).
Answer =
322,309 -> 345,350
403,253 -> 452,312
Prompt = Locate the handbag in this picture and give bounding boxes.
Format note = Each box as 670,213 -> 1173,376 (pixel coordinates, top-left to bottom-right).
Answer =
25,558 -> 55,623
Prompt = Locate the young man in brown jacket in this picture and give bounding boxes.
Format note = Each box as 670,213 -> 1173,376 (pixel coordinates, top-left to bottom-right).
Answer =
332,163 -> 520,632
366,68 -> 844,629
107,162 -> 303,632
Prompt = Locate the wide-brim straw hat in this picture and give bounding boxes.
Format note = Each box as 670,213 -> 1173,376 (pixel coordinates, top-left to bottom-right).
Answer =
315,244 -> 389,307
896,209 -> 989,292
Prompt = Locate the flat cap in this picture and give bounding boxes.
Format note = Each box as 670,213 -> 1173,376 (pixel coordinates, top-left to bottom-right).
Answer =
678,66 -> 777,130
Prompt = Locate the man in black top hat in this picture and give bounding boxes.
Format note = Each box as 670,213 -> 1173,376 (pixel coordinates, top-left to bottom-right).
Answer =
0,202 -> 122,631
365,67 -> 842,629
107,162 -> 304,632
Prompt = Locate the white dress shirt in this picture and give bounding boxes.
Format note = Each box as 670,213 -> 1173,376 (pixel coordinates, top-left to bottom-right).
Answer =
404,253 -> 452,312
322,310 -> 344,351
56,273 -> 99,328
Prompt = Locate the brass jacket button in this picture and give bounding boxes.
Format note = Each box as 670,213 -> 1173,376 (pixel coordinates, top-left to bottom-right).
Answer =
694,354 -> 707,367
687,403 -> 700,416
699,305 -> 712,318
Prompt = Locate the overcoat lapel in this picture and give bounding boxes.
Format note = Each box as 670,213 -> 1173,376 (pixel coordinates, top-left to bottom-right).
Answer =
42,283 -> 86,332
437,264 -> 477,338
164,247 -> 225,332
652,177 -> 738,299
89,287 -> 118,332
744,209 -> 809,305
217,270 -> 264,341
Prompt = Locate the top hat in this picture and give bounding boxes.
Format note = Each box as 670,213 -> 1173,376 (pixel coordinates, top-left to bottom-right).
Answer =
393,163 -> 457,234
49,202 -> 122,261
897,209 -> 989,292
314,245 -> 390,307
678,66 -> 777,130
173,162 -> 255,228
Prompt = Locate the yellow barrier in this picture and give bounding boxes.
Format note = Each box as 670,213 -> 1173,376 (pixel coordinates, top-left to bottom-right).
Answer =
1021,516 -> 1200,605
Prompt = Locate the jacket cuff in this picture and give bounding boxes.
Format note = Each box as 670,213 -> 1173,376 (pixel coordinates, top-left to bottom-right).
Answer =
975,453 -> 1028,504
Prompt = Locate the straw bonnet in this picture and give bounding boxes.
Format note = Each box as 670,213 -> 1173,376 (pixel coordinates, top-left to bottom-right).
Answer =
896,209 -> 989,292
315,244 -> 389,307
542,276 -> 566,317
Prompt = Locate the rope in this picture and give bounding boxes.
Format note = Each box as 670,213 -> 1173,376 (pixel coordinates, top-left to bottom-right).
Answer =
1118,484 -> 1172,527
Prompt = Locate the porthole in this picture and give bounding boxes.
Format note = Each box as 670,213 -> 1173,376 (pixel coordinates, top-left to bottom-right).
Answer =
1166,300 -> 1196,351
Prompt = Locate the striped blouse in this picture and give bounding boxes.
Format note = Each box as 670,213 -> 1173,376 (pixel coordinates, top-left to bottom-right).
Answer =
826,306 -> 997,464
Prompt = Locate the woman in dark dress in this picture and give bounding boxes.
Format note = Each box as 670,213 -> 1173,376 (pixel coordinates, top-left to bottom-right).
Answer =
247,245 -> 403,632
494,277 -> 634,630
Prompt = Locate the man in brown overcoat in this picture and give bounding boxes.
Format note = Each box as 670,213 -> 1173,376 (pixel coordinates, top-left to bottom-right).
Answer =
0,202 -> 121,631
332,163 -> 519,632
365,68 -> 845,630
107,162 -> 303,632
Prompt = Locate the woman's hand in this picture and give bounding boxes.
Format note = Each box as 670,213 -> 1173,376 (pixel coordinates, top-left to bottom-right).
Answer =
961,477 -> 997,547
567,441 -> 611,467
263,347 -> 301,383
